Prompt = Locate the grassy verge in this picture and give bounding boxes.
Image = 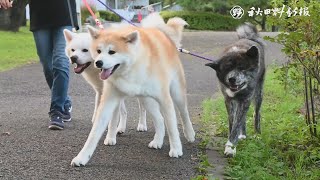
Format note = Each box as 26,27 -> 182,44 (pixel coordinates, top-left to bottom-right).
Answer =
200,69 -> 320,179
192,88 -> 223,180
0,26 -> 37,72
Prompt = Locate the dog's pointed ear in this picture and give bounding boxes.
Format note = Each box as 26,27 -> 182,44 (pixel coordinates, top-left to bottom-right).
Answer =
205,61 -> 219,71
87,25 -> 99,39
246,46 -> 258,57
63,29 -> 74,43
124,30 -> 139,44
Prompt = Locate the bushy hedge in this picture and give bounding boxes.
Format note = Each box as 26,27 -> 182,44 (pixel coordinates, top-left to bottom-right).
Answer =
160,11 -> 243,31
98,10 -> 121,22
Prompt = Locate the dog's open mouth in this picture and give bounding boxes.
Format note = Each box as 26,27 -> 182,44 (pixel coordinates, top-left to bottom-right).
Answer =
73,62 -> 91,74
100,64 -> 120,80
229,82 -> 246,92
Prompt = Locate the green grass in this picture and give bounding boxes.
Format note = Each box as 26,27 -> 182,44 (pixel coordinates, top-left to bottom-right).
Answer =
201,69 -> 320,179
192,88 -> 222,180
0,26 -> 37,71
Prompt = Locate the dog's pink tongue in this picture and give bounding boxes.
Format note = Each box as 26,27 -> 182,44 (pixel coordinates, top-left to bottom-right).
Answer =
74,65 -> 84,74
100,68 -> 112,80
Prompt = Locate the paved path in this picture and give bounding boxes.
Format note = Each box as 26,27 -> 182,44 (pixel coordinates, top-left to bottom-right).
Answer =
0,31 -> 284,180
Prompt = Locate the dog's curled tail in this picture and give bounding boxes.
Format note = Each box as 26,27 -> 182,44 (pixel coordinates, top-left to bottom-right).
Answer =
141,13 -> 188,48
165,17 -> 188,48
236,22 -> 259,40
237,22 -> 265,46
141,12 -> 166,28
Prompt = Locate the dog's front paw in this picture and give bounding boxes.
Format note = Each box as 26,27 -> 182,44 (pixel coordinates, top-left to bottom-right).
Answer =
238,134 -> 246,140
169,144 -> 183,158
169,148 -> 183,158
184,129 -> 196,143
116,122 -> 126,134
224,146 -> 236,157
104,137 -> 116,146
116,127 -> 125,134
148,139 -> 163,149
71,155 -> 90,167
136,123 -> 147,132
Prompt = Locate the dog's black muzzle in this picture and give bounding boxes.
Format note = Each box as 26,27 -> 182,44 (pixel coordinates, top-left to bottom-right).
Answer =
95,60 -> 103,68
70,56 -> 78,64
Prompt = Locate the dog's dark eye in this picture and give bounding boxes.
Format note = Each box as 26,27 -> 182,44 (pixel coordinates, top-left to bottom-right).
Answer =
97,49 -> 101,54
108,50 -> 116,55
71,49 -> 75,52
82,49 -> 88,52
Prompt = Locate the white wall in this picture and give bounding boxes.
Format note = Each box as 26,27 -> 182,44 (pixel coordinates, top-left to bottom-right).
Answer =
26,4 -> 29,19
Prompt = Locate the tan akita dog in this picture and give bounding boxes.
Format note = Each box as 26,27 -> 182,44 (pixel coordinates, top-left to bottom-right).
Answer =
71,13 -> 195,166
63,29 -> 148,134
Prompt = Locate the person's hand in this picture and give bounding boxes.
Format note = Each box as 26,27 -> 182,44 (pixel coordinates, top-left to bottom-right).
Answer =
0,0 -> 13,9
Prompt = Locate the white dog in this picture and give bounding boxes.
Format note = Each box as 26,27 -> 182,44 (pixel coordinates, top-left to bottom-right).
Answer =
63,30 -> 148,133
71,13 -> 195,166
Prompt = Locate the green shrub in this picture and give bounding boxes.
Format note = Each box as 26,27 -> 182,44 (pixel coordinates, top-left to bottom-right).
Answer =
98,10 -> 121,22
160,11 -> 243,31
266,0 -> 320,137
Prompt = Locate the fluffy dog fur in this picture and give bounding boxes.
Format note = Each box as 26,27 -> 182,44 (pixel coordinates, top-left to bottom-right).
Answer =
206,23 -> 265,157
63,30 -> 148,133
71,14 -> 195,166
140,12 -> 188,48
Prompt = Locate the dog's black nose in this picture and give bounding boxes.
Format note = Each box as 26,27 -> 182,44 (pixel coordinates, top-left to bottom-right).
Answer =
95,60 -> 103,68
229,77 -> 236,84
70,56 -> 78,64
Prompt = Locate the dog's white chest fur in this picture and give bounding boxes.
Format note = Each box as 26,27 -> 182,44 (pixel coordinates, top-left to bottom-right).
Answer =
110,75 -> 157,97
113,78 -> 143,96
225,88 -> 236,97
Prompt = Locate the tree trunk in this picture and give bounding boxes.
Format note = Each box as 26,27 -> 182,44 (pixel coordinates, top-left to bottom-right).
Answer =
0,0 -> 29,32
0,9 -> 11,30
272,25 -> 278,32
261,15 -> 266,31
21,12 -> 27,26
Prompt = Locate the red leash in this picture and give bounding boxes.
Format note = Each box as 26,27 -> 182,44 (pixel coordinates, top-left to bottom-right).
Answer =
82,0 -> 104,29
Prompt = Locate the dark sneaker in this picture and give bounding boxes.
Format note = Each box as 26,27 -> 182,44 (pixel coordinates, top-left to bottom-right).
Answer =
62,104 -> 72,122
48,111 -> 64,130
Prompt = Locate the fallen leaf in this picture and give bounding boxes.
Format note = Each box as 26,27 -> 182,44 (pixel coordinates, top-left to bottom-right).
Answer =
1,132 -> 11,136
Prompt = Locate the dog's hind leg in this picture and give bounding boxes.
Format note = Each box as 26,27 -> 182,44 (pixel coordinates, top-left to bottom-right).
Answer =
170,77 -> 195,143
116,99 -> 128,134
71,84 -> 121,167
157,90 -> 183,158
239,124 -> 247,140
137,98 -> 147,132
253,71 -> 265,134
140,97 -> 165,149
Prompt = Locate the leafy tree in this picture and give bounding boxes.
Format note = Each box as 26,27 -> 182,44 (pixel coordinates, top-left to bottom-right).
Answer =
177,0 -> 270,30
177,0 -> 230,14
0,0 -> 29,32
150,0 -> 175,6
266,0 -> 320,137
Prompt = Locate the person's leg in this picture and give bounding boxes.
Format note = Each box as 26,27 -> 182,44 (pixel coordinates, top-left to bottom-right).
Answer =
33,29 -> 53,89
33,29 -> 65,130
51,26 -> 72,114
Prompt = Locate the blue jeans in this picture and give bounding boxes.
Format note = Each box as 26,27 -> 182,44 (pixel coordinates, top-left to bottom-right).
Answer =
33,26 -> 71,113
